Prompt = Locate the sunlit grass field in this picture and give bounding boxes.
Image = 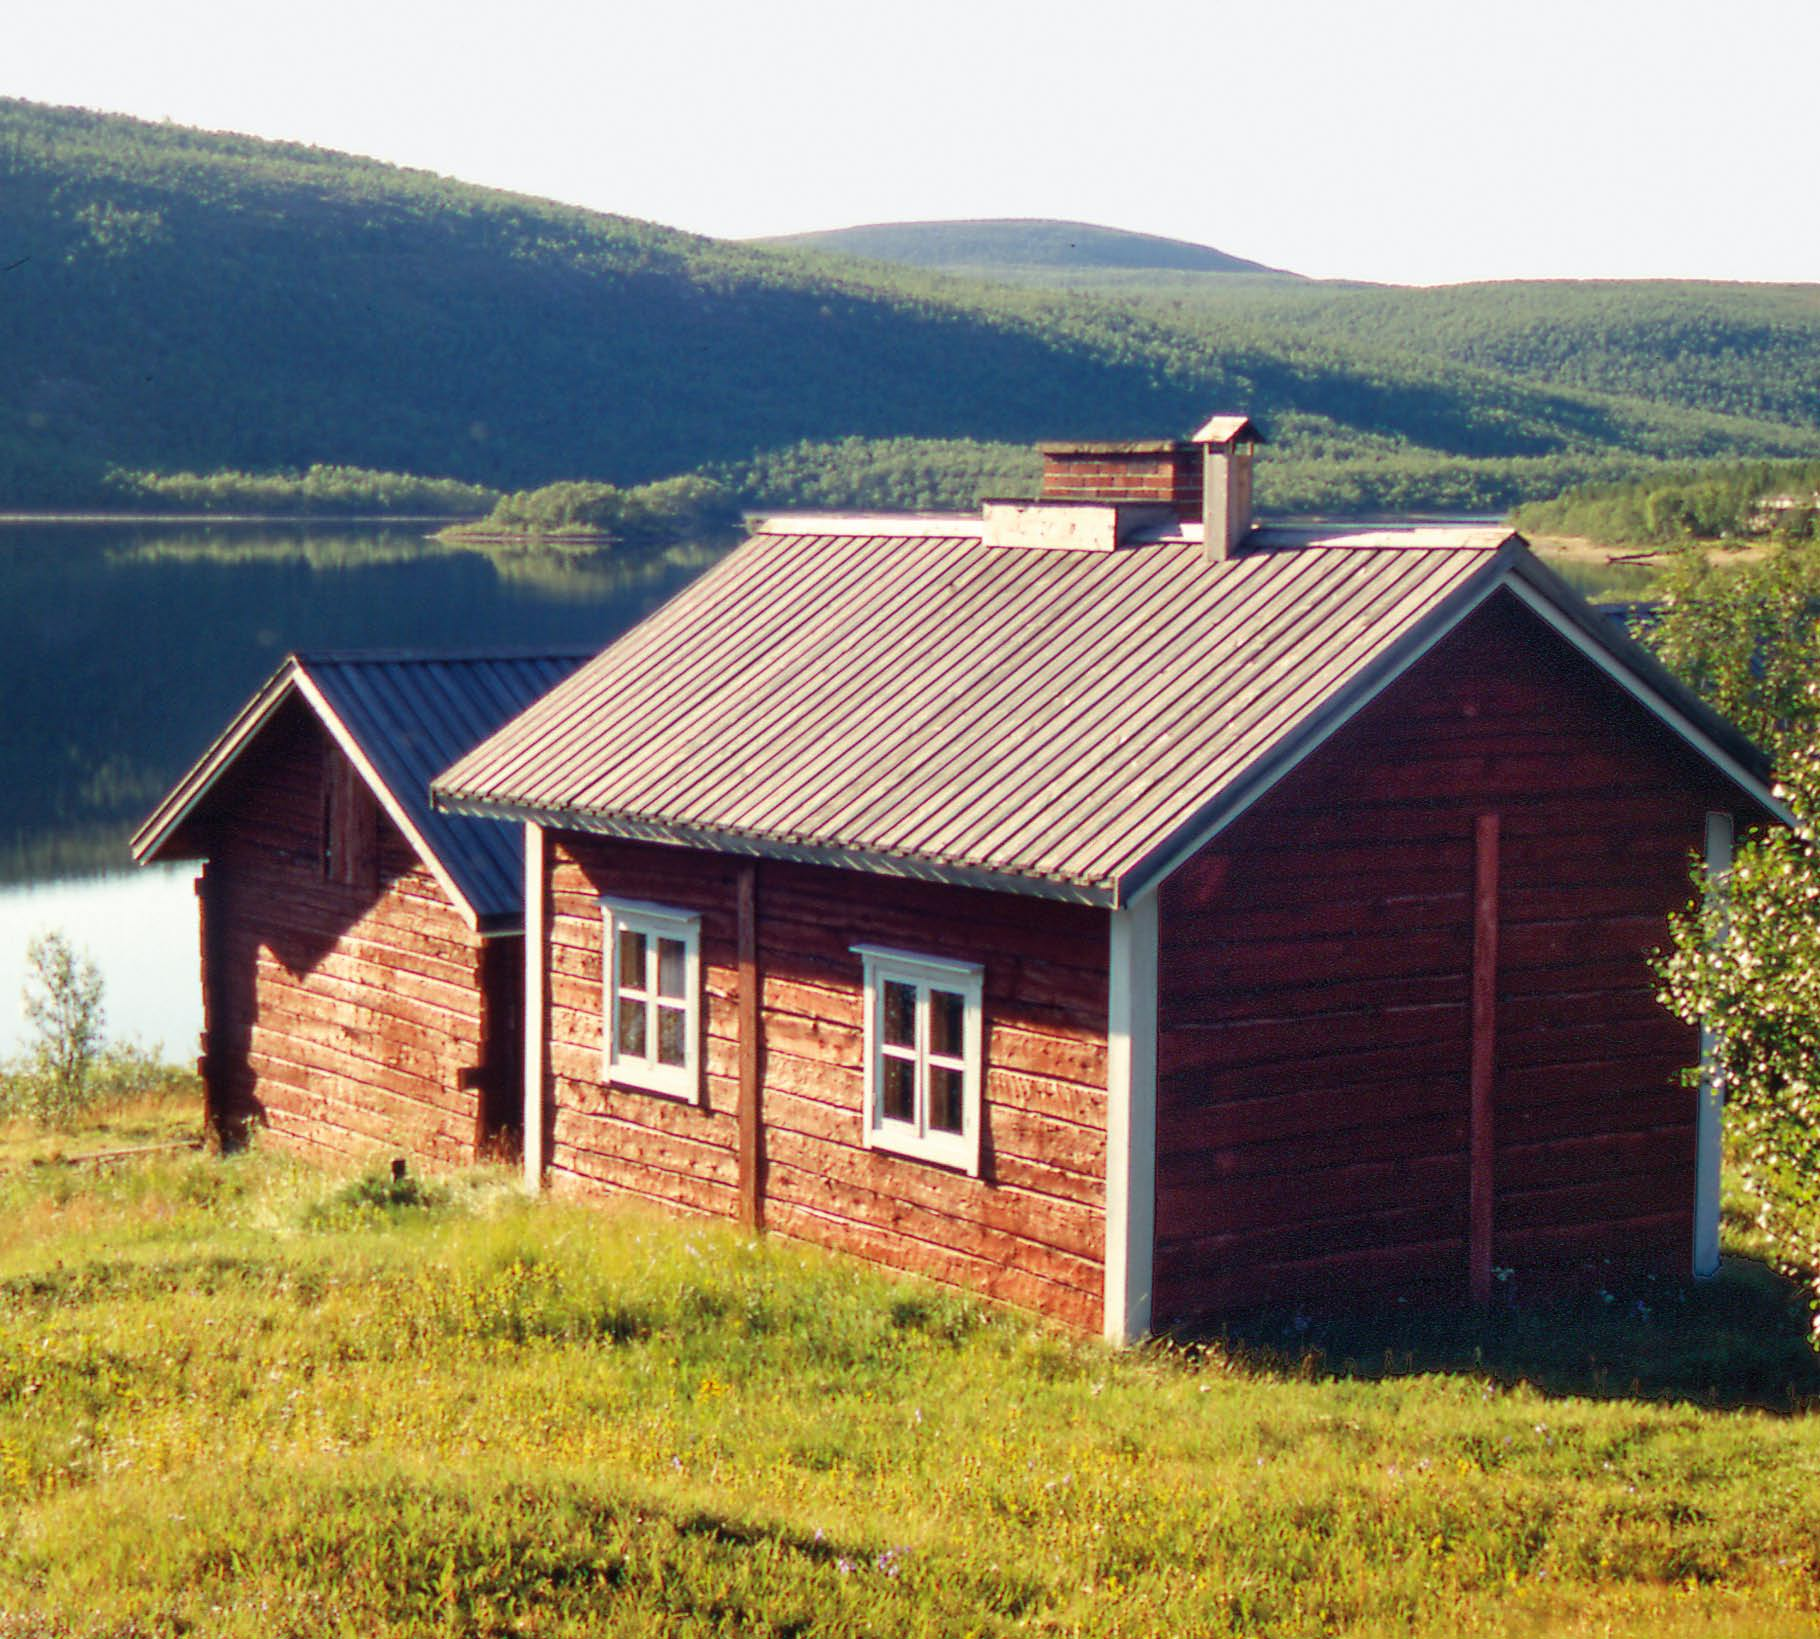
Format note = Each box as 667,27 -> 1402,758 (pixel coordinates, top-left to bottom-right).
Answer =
5,1092 -> 1820,1637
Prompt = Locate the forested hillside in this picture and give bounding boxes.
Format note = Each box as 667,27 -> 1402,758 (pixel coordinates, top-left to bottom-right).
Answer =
4,98 -> 1819,515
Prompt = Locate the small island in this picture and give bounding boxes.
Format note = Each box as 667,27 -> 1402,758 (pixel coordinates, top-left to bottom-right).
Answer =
435,475 -> 737,548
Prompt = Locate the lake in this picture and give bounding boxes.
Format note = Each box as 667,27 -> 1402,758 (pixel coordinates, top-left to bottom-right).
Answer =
0,518 -> 728,1057
0,518 -> 1655,1061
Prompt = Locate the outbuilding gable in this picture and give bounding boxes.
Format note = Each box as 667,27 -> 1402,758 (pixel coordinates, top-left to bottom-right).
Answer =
136,650 -> 591,930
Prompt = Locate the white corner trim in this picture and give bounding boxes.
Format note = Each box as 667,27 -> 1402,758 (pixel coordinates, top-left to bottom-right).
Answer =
291,669 -> 482,931
523,822 -> 549,1192
1505,580 -> 1790,826
1694,810 -> 1733,1279
1104,890 -> 1159,1343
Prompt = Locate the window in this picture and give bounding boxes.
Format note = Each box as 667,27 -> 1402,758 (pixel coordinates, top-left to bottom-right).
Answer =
602,898 -> 702,1102
854,945 -> 984,1174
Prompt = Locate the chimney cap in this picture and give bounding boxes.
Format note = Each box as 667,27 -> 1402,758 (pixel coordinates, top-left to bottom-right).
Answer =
1190,414 -> 1262,448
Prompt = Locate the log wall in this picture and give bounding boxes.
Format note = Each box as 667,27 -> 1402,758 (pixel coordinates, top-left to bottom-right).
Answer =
546,835 -> 1110,1329
1155,591 -> 1740,1323
196,697 -> 495,1166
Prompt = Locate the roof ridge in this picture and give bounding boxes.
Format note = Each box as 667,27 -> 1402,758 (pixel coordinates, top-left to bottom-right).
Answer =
294,646 -> 602,665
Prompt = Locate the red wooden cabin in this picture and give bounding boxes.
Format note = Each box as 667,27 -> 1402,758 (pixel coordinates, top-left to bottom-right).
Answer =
134,651 -> 587,1165
435,420 -> 1781,1339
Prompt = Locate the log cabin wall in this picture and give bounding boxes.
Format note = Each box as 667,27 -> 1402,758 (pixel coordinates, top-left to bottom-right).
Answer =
194,697 -> 492,1166
547,834 -> 1111,1330
1154,590 -> 1740,1324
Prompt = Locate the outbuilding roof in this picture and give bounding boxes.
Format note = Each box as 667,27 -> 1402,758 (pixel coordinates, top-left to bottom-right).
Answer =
433,521 -> 1782,907
134,650 -> 592,931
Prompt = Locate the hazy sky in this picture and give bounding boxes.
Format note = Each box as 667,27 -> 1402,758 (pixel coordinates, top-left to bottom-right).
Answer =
9,0 -> 1817,286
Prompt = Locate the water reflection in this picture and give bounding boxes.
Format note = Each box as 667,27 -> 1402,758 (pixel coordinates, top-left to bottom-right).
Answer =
0,520 -> 730,884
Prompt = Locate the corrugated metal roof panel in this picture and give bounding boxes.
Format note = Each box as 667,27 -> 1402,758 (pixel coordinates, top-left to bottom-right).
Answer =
434,528 -> 1523,896
302,653 -> 590,925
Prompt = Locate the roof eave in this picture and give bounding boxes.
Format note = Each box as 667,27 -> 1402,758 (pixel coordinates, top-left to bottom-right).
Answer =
130,657 -> 301,865
431,791 -> 1120,908
1502,551 -> 1789,825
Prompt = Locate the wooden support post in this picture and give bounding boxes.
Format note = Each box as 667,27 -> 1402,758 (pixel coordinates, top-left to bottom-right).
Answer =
194,865 -> 223,1153
523,823 -> 550,1192
1469,812 -> 1501,1309
737,863 -> 764,1230
1694,811 -> 1733,1278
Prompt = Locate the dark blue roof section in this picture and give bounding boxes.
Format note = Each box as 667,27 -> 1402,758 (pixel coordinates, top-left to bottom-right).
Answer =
301,651 -> 592,928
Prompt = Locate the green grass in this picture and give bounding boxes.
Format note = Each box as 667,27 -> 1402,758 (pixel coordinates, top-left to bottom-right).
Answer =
4,1109 -> 1820,1636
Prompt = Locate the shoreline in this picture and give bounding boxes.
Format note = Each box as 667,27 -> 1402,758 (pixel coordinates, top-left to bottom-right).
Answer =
0,512 -> 484,526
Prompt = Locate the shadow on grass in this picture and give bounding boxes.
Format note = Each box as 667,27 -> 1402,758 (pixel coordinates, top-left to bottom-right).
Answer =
1182,1255 -> 1820,1414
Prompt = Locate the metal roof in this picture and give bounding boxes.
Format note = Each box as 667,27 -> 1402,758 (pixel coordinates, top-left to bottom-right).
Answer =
434,521 -> 1782,907
133,650 -> 592,931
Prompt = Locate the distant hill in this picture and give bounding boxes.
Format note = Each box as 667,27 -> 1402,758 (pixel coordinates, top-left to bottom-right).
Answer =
755,219 -> 1296,278
3,98 -> 1819,516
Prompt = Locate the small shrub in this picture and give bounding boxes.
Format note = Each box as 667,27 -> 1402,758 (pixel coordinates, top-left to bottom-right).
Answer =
305,1164 -> 446,1225
3,932 -> 104,1126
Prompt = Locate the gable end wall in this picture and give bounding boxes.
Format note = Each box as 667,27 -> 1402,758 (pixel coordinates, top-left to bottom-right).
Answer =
196,698 -> 494,1166
1153,591 -> 1741,1323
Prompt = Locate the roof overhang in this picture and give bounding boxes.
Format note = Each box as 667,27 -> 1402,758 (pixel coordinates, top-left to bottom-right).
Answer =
132,658 -> 490,933
430,794 -> 1120,907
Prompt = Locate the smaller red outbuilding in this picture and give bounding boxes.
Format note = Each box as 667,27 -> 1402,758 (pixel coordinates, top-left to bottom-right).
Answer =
134,649 -> 587,1166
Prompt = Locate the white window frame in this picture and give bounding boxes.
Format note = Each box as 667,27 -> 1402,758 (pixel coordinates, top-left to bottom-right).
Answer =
601,897 -> 703,1103
853,944 -> 984,1175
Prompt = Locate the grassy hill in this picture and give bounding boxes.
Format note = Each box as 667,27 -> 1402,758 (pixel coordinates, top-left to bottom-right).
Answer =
4,98 -> 1820,515
4,1108 -> 1820,1635
754,217 -> 1296,277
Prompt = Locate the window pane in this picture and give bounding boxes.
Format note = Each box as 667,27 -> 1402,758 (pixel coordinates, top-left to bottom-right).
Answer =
929,1065 -> 965,1135
930,988 -> 966,1059
882,1054 -> 915,1123
616,997 -> 647,1059
882,981 -> 916,1049
617,928 -> 647,992
656,937 -> 687,1000
656,1002 -> 687,1067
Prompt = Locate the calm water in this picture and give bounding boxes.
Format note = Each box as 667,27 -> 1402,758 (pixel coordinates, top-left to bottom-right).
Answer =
0,519 -> 1656,1060
0,518 -> 729,1057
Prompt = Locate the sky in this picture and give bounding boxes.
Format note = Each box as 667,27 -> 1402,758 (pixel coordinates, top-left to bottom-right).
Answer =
7,0 -> 1818,286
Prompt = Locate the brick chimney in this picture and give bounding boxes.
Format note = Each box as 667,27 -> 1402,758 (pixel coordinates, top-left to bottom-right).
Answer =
981,416 -> 1261,554
1038,440 -> 1203,516
1192,414 -> 1261,563
1034,416 -> 1262,560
